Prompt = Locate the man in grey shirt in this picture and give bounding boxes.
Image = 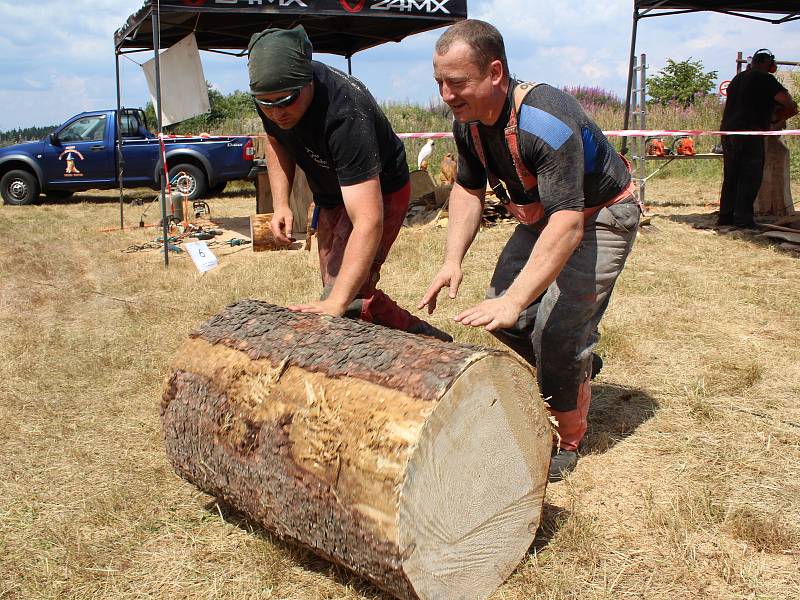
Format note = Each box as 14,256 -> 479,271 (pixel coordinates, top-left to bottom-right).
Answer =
420,19 -> 640,481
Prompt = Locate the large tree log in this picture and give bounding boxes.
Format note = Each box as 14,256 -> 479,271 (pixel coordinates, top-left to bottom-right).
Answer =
161,301 -> 552,600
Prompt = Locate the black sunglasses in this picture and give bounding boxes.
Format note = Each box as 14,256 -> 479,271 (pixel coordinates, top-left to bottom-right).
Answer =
252,89 -> 301,109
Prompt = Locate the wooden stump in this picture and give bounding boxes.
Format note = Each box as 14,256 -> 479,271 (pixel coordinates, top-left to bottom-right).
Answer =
161,301 -> 552,600
249,214 -> 282,252
756,132 -> 795,218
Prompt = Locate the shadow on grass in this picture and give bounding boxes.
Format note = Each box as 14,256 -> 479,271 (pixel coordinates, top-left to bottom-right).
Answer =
39,192 -> 148,205
206,498 -> 395,600
582,382 -> 659,455
208,499 -> 570,597
645,199 -> 709,208
665,212 -> 800,254
40,185 -> 253,206
529,502 -> 569,555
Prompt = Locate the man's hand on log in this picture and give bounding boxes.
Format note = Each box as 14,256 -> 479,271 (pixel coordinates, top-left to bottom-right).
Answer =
454,297 -> 521,332
418,263 -> 463,314
288,298 -> 348,317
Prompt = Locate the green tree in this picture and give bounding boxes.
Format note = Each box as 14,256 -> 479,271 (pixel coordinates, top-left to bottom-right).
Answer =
647,58 -> 718,107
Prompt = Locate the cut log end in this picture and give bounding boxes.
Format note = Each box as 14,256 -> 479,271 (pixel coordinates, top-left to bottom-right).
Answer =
398,354 -> 550,599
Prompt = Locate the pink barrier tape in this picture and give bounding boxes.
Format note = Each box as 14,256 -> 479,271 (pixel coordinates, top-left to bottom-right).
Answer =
158,129 -> 800,141
602,129 -> 800,137
397,132 -> 454,139
398,129 -> 800,139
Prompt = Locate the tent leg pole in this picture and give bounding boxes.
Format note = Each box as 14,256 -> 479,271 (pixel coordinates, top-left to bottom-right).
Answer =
152,6 -> 169,268
347,55 -> 352,75
115,51 -> 125,231
621,11 -> 639,156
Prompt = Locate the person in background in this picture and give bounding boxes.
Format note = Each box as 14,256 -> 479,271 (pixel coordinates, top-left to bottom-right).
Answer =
419,19 -> 640,482
248,26 -> 451,342
719,49 -> 797,228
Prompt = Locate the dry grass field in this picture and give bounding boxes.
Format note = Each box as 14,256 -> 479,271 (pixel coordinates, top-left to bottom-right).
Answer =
1,176 -> 799,599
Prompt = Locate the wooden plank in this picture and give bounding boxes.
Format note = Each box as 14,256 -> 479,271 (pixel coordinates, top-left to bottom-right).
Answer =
758,222 -> 800,234
758,230 -> 800,244
253,165 -> 312,235
252,134 -> 269,160
255,168 -> 273,214
249,213 -> 282,252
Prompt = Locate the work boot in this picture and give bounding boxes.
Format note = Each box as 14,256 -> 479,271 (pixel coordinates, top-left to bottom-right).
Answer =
591,353 -> 603,380
549,448 -> 578,483
408,321 -> 453,343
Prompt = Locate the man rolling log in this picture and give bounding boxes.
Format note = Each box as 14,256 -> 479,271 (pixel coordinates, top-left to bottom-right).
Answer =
420,20 -> 641,481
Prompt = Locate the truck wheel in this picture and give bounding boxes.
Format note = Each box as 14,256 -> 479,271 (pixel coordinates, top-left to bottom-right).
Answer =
168,164 -> 207,201
1,169 -> 40,205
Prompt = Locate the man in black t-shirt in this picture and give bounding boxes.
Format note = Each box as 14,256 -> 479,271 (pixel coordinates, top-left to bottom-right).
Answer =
419,20 -> 640,482
247,26 -> 450,341
719,50 -> 797,228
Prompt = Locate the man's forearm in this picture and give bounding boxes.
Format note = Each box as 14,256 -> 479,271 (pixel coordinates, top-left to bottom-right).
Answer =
444,184 -> 484,265
326,177 -> 385,310
325,222 -> 382,308
774,91 -> 799,122
503,211 -> 584,310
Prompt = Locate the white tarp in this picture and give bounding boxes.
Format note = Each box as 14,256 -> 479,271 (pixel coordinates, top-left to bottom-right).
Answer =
142,33 -> 210,127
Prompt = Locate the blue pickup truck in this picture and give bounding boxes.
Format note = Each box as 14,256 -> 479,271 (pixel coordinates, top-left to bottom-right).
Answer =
0,109 -> 256,205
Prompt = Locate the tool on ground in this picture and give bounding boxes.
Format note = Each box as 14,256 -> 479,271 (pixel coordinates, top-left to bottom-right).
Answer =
193,201 -> 211,219
226,238 -> 251,247
161,243 -> 183,254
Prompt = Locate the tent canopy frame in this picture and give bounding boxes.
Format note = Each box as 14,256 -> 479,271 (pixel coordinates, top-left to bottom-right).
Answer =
622,0 -> 800,153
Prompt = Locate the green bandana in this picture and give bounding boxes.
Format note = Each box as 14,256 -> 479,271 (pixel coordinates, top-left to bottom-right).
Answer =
248,26 -> 313,95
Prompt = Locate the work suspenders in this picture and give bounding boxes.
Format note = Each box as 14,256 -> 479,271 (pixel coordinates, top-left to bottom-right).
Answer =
468,82 -> 638,224
468,82 -> 545,224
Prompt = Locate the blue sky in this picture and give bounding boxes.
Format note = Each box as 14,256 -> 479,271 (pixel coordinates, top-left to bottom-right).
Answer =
1,0 -> 799,130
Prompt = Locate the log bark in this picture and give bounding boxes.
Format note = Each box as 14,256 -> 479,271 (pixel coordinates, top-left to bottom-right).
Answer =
161,301 -> 552,600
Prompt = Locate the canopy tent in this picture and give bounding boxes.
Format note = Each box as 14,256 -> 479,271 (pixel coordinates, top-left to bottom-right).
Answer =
622,0 -> 800,152
115,0 -> 468,58
112,0 -> 467,263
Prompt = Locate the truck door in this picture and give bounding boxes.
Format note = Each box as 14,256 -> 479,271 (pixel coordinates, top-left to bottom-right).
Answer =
118,110 -> 158,185
42,114 -> 114,185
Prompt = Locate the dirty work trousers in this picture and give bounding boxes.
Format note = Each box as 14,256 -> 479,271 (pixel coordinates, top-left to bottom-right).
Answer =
719,136 -> 765,226
316,181 -> 429,331
486,202 -> 641,451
